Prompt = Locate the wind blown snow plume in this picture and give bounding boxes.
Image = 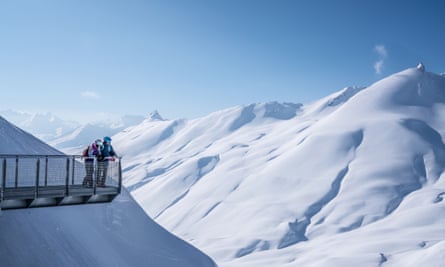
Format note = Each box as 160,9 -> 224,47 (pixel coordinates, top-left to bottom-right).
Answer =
374,44 -> 388,75
117,66 -> 445,266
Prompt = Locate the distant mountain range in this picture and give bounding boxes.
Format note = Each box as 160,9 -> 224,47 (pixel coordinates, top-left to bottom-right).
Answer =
0,110 -> 149,154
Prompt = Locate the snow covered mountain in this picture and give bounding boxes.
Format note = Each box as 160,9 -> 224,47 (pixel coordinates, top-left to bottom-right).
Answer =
0,117 -> 215,267
116,65 -> 445,266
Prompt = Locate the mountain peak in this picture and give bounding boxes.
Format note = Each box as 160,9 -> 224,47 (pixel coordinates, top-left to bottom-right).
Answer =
416,62 -> 425,72
147,110 -> 165,121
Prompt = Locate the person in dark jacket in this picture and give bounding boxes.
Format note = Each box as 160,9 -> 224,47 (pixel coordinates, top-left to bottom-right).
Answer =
82,139 -> 102,186
97,136 -> 117,186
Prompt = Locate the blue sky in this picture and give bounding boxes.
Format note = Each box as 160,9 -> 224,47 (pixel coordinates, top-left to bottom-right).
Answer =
1,0 -> 444,123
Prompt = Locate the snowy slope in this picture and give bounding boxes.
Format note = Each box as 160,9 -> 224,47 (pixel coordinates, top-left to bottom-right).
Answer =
0,116 -> 63,155
116,65 -> 445,266
0,190 -> 216,267
0,117 -> 215,267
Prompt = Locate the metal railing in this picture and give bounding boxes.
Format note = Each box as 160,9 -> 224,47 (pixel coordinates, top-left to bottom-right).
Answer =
0,155 -> 122,209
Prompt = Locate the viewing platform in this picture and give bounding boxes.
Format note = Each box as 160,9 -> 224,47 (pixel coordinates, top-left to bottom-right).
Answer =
0,155 -> 122,210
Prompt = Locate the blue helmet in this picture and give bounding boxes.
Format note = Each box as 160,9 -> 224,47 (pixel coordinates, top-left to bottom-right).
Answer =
103,136 -> 112,143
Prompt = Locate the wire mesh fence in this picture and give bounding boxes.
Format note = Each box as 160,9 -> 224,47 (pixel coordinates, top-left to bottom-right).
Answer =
0,155 -> 122,190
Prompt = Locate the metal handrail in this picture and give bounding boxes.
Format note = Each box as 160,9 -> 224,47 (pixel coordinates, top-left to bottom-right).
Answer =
0,155 -> 122,205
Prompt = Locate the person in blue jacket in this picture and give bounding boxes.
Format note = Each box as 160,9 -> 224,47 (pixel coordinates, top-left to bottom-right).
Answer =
97,136 -> 117,186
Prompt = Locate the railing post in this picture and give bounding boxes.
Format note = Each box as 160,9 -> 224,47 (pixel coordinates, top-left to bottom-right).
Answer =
35,158 -> 40,199
65,157 -> 70,196
93,158 -> 97,195
44,156 -> 48,186
15,156 -> 19,188
71,156 -> 75,185
1,158 -> 6,203
118,157 -> 122,194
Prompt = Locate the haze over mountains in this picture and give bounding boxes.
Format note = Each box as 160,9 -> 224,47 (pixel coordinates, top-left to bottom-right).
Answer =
3,65 -> 445,266
0,110 -> 146,154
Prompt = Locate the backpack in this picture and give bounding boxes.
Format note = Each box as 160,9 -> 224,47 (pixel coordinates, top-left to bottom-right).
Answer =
82,146 -> 90,157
